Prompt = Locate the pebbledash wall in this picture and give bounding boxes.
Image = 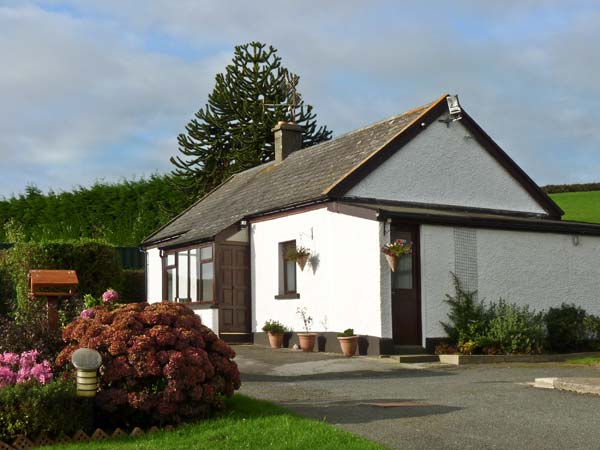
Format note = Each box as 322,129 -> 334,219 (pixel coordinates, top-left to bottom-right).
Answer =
420,224 -> 600,343
251,206 -> 387,349
145,247 -> 220,334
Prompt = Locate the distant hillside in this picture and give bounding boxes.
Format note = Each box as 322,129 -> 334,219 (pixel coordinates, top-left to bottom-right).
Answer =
549,191 -> 600,224
0,176 -> 189,246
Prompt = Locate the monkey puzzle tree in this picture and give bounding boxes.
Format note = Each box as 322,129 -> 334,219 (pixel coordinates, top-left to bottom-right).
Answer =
170,42 -> 331,200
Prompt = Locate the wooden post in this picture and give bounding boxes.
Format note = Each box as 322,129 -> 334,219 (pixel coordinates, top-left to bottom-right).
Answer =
47,297 -> 59,330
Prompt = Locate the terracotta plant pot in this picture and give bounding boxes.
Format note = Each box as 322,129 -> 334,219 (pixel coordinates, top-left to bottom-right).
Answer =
337,336 -> 358,357
297,254 -> 309,271
268,332 -> 284,349
385,254 -> 399,272
298,333 -> 317,352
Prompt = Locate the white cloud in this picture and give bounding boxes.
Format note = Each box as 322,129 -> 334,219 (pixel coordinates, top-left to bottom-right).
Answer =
1,0 -> 600,196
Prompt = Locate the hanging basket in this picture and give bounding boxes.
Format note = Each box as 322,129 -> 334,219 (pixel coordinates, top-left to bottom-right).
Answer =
297,254 -> 309,271
385,254 -> 399,272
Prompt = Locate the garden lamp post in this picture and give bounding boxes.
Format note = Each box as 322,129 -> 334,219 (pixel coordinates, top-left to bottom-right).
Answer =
71,348 -> 102,397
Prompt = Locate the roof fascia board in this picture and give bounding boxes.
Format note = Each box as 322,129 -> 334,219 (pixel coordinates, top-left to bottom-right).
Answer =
378,210 -> 600,236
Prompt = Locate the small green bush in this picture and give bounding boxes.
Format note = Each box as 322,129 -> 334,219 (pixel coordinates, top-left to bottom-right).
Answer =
481,300 -> 545,354
545,303 -> 587,352
0,379 -> 94,441
337,328 -> 356,337
262,320 -> 286,334
441,273 -> 491,344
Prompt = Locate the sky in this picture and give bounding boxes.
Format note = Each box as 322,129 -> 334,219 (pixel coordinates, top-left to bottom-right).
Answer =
1,0 -> 599,197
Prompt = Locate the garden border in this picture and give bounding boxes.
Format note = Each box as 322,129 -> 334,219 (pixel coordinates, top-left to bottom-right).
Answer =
438,351 -> 600,365
0,425 -> 176,449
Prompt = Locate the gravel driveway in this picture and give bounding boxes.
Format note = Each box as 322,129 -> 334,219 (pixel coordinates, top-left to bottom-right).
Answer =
235,345 -> 600,450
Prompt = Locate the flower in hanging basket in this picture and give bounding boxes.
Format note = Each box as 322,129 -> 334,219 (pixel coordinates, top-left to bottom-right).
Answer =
286,246 -> 311,271
381,239 -> 413,257
381,239 -> 413,272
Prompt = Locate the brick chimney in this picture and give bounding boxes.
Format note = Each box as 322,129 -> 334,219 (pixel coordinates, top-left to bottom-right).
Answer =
272,121 -> 303,162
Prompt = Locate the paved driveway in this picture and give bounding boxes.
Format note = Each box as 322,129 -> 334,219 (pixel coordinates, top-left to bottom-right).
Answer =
235,345 -> 600,450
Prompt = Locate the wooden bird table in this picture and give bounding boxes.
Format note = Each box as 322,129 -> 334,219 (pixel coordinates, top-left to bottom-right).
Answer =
28,269 -> 79,330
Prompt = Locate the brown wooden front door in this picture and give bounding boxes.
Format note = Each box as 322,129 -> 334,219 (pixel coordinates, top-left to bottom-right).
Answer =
391,224 -> 421,345
217,243 -> 250,333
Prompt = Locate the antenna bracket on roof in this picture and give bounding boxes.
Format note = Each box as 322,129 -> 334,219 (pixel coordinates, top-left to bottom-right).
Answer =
438,95 -> 462,127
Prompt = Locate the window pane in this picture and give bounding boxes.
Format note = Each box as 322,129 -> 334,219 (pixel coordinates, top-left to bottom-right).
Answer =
178,251 -> 189,300
167,253 -> 175,266
392,254 -> 412,289
166,268 -> 175,301
201,246 -> 212,260
286,260 -> 296,292
190,249 -> 198,301
201,262 -> 214,301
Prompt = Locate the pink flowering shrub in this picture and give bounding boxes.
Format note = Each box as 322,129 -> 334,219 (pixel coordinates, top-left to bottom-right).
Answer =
0,350 -> 53,388
56,302 -> 241,427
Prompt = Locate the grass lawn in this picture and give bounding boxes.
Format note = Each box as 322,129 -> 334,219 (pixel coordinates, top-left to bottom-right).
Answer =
565,357 -> 600,365
39,394 -> 386,450
549,191 -> 600,223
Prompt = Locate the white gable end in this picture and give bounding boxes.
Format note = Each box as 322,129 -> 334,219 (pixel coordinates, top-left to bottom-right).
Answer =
345,119 -> 548,215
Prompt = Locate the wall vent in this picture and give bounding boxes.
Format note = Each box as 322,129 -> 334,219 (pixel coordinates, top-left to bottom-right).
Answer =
453,228 -> 478,295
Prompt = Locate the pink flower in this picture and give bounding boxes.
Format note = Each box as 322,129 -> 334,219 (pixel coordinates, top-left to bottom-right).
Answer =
80,308 -> 95,319
102,289 -> 119,303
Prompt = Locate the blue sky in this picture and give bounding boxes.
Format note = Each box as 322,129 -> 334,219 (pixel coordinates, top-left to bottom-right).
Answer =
1,0 -> 599,197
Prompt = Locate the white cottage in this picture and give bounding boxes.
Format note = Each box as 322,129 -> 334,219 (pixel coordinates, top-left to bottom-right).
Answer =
142,94 -> 600,355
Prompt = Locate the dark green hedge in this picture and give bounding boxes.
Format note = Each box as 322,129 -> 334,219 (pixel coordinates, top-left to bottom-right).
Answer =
0,175 -> 189,246
121,269 -> 146,303
0,380 -> 94,441
543,182 -> 600,194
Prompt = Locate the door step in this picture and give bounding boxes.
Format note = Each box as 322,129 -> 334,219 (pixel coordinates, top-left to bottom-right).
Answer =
390,345 -> 429,355
385,354 -> 440,364
219,332 -> 253,344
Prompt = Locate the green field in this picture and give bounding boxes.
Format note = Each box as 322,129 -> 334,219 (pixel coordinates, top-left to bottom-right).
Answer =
549,191 -> 600,224
40,395 -> 385,450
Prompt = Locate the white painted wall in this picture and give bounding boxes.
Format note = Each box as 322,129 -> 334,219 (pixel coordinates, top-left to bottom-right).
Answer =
421,224 -> 600,339
145,247 -> 219,334
346,119 -> 548,215
251,207 -> 384,337
146,247 -> 162,302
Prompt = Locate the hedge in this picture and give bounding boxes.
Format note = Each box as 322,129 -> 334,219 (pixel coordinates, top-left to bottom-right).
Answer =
542,182 -> 600,194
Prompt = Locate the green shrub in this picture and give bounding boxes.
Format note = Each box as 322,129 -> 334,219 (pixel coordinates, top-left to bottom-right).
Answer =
1,240 -> 123,319
121,269 -> 146,302
481,300 -> 545,354
584,315 -> 600,350
545,303 -> 587,352
441,273 -> 491,344
0,251 -> 15,315
0,379 -> 94,441
337,328 -> 356,337
262,320 -> 287,334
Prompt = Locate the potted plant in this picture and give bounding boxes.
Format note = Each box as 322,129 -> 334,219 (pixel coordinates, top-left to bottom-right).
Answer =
296,307 -> 316,352
262,320 -> 287,348
337,328 -> 359,357
381,239 -> 413,272
286,245 -> 311,271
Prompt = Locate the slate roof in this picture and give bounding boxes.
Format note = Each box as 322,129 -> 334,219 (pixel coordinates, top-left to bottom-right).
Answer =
143,101 -> 435,248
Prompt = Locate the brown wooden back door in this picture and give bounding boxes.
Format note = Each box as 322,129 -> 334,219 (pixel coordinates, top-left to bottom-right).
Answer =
390,225 -> 421,345
217,243 -> 250,333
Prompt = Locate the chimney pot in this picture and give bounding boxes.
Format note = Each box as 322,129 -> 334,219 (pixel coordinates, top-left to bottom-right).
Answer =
272,122 -> 303,162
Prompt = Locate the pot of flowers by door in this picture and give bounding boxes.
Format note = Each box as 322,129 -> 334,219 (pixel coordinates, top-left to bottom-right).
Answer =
286,245 -> 311,271
262,320 -> 287,348
296,307 -> 316,352
337,328 -> 358,357
381,239 -> 413,272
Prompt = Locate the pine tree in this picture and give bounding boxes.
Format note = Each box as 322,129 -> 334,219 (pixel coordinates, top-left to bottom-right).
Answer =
170,42 -> 332,200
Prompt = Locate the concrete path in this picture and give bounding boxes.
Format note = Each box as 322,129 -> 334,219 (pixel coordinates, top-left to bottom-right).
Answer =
235,345 -> 600,450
